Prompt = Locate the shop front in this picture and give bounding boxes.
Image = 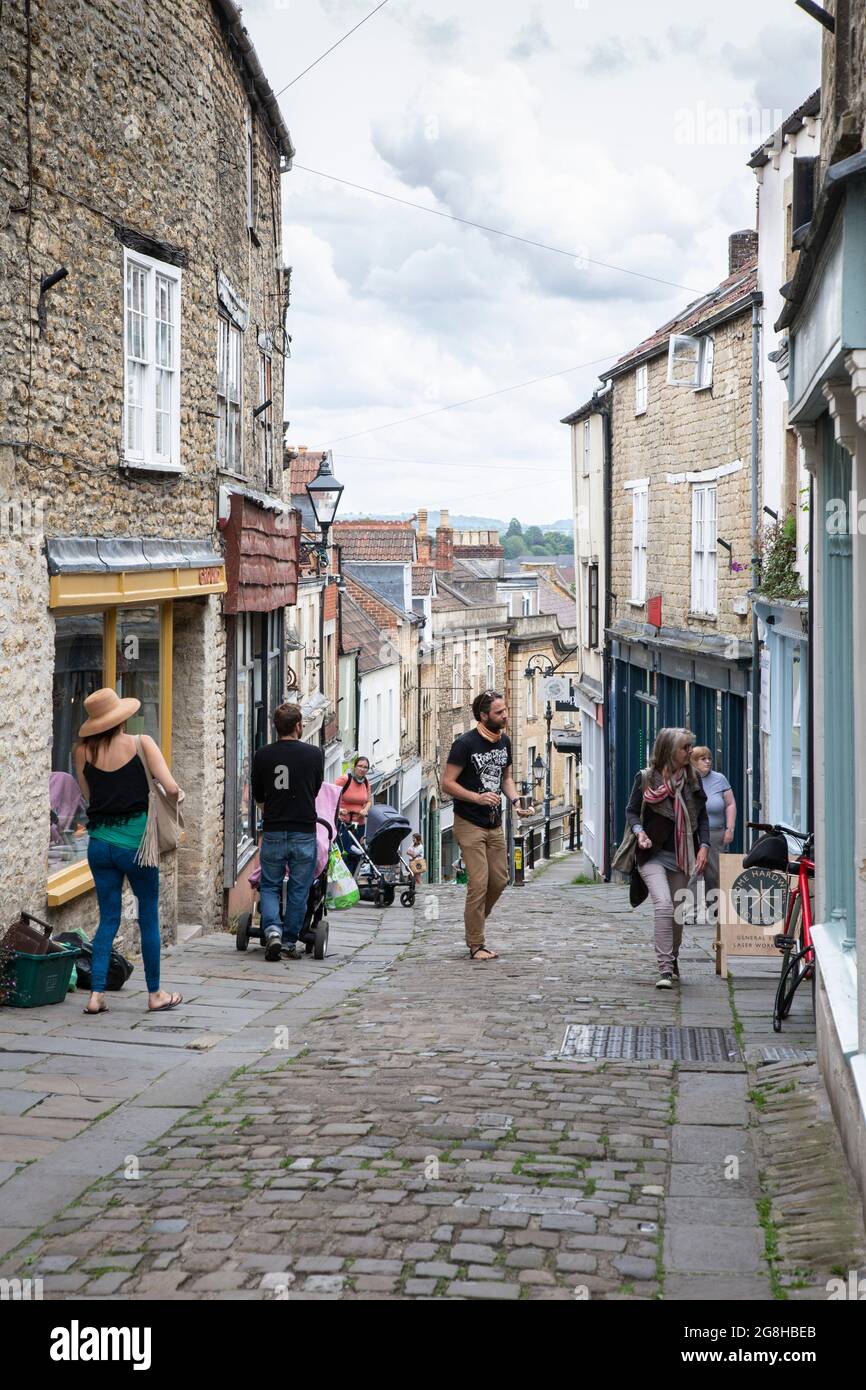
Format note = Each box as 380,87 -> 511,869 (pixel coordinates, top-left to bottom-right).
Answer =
46,537 -> 227,931
220,487 -> 300,922
782,158 -> 866,1201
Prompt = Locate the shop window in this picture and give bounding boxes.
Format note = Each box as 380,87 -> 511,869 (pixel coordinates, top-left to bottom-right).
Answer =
50,614 -> 103,871
49,602 -> 172,889
235,610 -> 284,861
116,607 -> 160,740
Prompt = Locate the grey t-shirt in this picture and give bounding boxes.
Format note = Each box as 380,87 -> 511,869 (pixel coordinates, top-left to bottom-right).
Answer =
701,769 -> 732,834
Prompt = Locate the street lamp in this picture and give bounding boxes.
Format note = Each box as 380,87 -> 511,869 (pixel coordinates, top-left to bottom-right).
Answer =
302,452 -> 345,569
524,653 -> 555,860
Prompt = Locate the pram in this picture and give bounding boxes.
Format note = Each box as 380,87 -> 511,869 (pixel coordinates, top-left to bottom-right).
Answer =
339,802 -> 417,908
235,783 -> 341,960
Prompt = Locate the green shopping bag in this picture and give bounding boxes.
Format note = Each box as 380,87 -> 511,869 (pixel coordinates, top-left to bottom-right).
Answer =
326,844 -> 360,909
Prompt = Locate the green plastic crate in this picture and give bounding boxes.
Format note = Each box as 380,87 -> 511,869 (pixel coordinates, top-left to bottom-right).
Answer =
3,944 -> 80,1008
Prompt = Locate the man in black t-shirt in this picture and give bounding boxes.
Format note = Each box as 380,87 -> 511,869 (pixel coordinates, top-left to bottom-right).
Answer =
252,703 -> 324,962
442,690 -> 533,960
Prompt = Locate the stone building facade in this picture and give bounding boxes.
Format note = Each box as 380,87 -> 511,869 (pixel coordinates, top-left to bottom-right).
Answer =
604,242 -> 759,845
0,1 -> 294,942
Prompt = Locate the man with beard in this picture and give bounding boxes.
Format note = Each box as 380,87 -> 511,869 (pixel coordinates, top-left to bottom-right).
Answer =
442,690 -> 533,960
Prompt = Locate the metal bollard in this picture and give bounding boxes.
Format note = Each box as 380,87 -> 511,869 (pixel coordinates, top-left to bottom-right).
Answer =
513,834 -> 525,887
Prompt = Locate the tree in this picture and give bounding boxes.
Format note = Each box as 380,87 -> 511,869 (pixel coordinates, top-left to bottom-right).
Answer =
505,518 -> 523,538
524,525 -> 544,548
503,534 -> 525,559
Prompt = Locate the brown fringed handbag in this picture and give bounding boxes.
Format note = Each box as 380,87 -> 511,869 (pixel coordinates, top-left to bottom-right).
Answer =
134,736 -> 186,867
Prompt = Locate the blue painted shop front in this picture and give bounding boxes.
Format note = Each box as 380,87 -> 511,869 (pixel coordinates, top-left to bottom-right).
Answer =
611,637 -> 748,853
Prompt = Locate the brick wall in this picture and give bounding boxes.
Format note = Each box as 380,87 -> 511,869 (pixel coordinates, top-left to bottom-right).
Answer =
609,310 -> 754,640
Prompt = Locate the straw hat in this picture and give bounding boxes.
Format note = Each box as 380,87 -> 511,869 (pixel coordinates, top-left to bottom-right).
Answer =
78,687 -> 141,737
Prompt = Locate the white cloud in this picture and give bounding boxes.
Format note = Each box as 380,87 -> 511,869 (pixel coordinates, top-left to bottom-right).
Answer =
241,0 -> 820,524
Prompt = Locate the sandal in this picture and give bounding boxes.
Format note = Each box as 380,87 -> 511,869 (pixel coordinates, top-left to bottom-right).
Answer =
147,993 -> 183,1013
469,945 -> 498,960
83,1003 -> 109,1015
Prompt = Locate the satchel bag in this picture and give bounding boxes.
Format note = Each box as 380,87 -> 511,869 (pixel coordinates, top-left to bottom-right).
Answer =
134,736 -> 185,867
611,772 -> 649,877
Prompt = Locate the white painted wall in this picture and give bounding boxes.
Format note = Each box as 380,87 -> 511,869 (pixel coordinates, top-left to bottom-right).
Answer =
358,661 -> 400,779
754,115 -> 820,580
570,407 -> 606,690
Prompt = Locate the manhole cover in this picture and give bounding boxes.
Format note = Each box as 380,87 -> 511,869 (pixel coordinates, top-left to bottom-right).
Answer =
559,1025 -> 740,1061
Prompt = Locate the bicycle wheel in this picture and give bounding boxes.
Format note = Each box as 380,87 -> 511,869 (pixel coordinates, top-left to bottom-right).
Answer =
774,945 -> 813,1028
772,896 -> 803,1031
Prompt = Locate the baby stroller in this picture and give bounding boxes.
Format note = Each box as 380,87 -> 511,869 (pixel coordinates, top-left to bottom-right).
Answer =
340,802 -> 417,908
235,783 -> 341,960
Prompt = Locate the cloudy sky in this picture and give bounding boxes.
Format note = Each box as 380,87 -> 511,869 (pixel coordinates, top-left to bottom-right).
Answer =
242,0 -> 820,526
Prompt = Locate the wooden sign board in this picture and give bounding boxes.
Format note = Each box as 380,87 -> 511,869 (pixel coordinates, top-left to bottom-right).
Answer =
717,853 -> 788,978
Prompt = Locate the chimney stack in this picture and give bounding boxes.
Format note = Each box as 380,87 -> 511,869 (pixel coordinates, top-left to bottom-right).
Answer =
418,508 -> 428,538
728,229 -> 758,275
434,508 -> 454,573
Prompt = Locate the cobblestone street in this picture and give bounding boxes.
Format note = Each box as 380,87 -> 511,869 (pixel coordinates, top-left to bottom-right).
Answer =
1,854 -> 863,1301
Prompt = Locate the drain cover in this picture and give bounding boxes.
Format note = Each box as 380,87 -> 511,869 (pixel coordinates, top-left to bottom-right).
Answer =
747,1046 -> 817,1064
559,1024 -> 740,1061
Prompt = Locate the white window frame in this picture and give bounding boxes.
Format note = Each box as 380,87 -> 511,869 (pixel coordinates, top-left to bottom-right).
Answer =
452,649 -> 462,706
691,483 -> 718,615
123,248 -> 182,472
521,592 -> 532,617
630,485 -> 648,603
635,363 -> 648,415
258,346 -> 273,487
527,673 -> 537,721
217,312 -> 244,474
582,419 -> 591,476
585,562 -> 599,649
667,332 -> 714,390
486,649 -> 495,691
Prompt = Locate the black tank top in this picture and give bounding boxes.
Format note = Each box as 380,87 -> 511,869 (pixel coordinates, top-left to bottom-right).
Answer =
84,754 -> 150,826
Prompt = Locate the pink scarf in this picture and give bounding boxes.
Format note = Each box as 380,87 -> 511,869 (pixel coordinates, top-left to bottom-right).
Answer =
643,770 -> 694,875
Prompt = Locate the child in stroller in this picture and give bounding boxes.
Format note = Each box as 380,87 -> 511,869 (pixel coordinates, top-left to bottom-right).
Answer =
235,783 -> 341,960
338,802 -> 418,908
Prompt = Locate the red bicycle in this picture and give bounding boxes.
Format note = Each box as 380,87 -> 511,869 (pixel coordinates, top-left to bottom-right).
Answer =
746,821 -> 815,1031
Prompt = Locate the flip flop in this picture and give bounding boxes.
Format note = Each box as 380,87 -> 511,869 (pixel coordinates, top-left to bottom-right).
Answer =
469,946 -> 498,960
82,1004 -> 109,1015
147,993 -> 183,1013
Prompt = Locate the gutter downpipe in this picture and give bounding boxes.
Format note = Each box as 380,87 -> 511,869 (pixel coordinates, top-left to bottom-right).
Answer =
601,390 -> 613,882
750,295 -> 763,843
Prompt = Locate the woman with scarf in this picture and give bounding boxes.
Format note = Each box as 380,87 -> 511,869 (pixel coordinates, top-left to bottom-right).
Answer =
625,727 -> 710,989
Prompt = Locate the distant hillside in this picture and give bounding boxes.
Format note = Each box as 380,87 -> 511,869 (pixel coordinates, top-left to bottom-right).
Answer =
342,510 -> 573,535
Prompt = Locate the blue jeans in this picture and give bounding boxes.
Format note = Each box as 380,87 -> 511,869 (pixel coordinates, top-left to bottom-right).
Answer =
259,831 -> 318,943
87,838 -> 161,993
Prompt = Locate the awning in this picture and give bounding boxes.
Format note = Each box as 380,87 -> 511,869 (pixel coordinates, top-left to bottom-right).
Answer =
300,691 -> 329,742
47,537 -> 226,608
553,731 -> 583,754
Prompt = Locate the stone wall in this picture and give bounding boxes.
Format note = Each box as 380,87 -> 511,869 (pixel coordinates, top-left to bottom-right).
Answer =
0,0 -> 287,940
173,595 -> 226,933
820,1 -> 864,172
609,310 -> 755,640
0,530 -> 54,920
1,0 -> 285,534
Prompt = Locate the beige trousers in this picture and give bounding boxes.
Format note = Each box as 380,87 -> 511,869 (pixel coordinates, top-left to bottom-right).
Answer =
453,818 -> 509,949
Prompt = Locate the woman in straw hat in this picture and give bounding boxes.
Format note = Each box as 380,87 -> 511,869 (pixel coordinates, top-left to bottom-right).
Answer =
73,688 -> 183,1016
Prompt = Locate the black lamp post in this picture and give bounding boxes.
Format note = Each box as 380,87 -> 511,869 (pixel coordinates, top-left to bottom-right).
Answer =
303,452 -> 345,570
525,654 -> 555,859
